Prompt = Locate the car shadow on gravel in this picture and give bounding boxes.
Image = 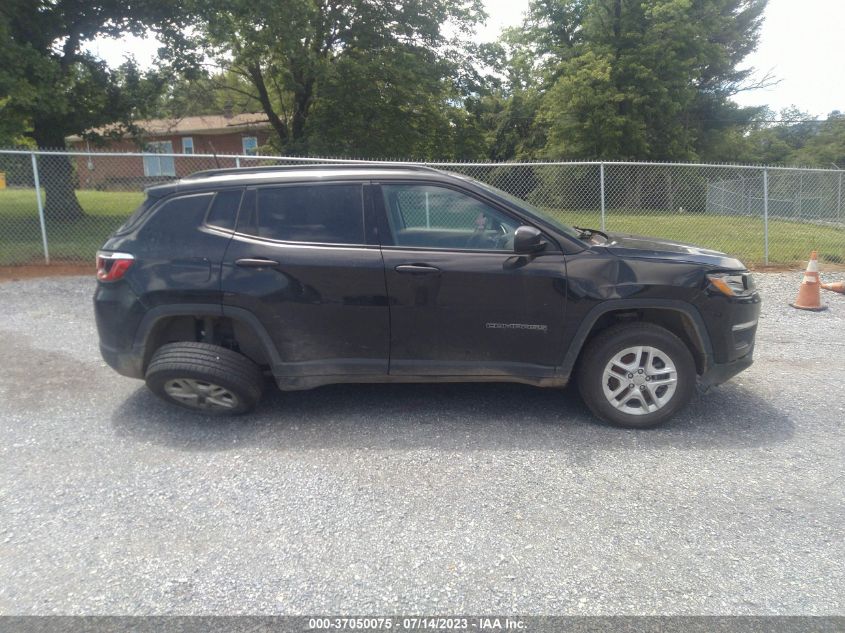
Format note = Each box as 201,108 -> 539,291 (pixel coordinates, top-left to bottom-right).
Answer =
111,379 -> 794,453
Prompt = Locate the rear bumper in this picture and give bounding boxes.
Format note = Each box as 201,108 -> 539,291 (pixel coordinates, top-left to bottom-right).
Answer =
95,279 -> 148,379
100,342 -> 144,379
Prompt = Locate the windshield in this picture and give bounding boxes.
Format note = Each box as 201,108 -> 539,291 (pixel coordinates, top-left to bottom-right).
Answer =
474,181 -> 581,238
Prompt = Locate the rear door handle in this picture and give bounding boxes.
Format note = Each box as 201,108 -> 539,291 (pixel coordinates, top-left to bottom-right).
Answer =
236,258 -> 280,268
395,264 -> 440,275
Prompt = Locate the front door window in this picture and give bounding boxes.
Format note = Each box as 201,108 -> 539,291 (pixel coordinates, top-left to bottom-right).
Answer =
381,184 -> 520,251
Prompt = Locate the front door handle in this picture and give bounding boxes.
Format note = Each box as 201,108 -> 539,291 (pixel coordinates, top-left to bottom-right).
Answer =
236,258 -> 280,268
395,264 -> 441,275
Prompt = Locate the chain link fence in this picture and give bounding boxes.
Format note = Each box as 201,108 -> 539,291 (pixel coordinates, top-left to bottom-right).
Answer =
0,149 -> 842,267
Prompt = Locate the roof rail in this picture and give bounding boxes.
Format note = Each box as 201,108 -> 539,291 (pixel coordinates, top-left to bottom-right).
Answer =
183,162 -> 445,180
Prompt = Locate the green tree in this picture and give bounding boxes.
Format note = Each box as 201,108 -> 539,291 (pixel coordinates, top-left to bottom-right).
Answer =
481,91 -> 547,161
536,0 -> 768,161
164,0 -> 485,156
0,0 -> 172,219
144,70 -> 275,123
472,2 -> 587,161
302,47 -> 488,159
736,107 -> 821,164
791,112 -> 845,168
507,0 -> 587,82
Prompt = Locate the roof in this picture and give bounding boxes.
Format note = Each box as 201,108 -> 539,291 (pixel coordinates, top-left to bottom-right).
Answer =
183,163 -> 446,180
145,165 -> 465,198
67,113 -> 272,141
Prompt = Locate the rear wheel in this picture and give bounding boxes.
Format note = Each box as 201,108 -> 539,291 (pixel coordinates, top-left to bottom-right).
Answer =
145,342 -> 264,415
576,323 -> 696,428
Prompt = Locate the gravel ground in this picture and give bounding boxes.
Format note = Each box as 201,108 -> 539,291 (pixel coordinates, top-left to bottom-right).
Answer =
0,273 -> 843,615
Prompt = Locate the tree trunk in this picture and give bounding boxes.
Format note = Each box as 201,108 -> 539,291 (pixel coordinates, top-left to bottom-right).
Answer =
290,74 -> 315,153
39,153 -> 85,221
291,88 -> 311,142
31,127 -> 85,221
246,63 -> 290,147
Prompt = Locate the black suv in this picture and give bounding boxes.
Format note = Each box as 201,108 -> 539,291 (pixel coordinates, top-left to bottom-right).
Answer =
94,165 -> 760,428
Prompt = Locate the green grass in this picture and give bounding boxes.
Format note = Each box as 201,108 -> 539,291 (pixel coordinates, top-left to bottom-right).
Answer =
552,209 -> 844,266
0,188 -> 143,265
0,187 -> 842,266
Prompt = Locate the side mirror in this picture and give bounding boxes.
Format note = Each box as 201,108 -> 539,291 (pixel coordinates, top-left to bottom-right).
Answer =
513,225 -> 547,254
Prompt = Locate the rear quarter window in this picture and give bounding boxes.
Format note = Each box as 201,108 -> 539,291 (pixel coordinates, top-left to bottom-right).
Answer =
113,196 -> 157,235
136,193 -> 215,243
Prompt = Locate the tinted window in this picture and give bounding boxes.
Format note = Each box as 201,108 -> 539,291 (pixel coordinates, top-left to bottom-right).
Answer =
255,184 -> 364,244
114,196 -> 157,234
205,189 -> 243,231
381,184 -> 520,250
137,193 -> 214,239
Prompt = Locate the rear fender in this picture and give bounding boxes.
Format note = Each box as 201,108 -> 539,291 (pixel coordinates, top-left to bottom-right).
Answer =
132,304 -> 282,373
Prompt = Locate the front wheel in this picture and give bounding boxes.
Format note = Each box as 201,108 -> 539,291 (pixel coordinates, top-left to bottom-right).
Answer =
576,323 -> 696,428
145,342 -> 264,415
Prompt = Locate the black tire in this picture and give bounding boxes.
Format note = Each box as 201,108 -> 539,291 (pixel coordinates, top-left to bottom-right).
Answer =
576,322 -> 696,429
145,342 -> 264,415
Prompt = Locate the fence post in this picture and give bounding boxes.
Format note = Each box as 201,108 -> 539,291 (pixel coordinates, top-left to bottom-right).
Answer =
763,169 -> 769,265
599,162 -> 606,231
235,156 -> 240,168
30,152 -> 50,265
797,172 -> 803,219
744,177 -> 751,216
838,171 -> 842,224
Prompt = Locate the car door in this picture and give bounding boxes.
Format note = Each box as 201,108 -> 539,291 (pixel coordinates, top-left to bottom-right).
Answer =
375,181 -> 568,377
221,181 -> 389,379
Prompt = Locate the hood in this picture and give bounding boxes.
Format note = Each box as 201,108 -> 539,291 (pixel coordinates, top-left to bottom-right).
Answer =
604,232 -> 745,269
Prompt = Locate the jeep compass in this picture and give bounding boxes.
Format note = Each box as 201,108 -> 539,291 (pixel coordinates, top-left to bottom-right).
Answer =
94,165 -> 761,428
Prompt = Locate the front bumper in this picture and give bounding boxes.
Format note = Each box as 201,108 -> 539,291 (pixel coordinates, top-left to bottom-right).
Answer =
695,286 -> 762,365
699,348 -> 754,388
694,283 -> 760,388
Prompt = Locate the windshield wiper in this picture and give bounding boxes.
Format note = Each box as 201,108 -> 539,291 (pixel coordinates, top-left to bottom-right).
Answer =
573,226 -> 609,242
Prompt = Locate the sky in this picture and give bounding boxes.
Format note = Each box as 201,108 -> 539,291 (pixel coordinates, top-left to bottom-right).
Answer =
85,0 -> 844,117
729,0 -> 845,116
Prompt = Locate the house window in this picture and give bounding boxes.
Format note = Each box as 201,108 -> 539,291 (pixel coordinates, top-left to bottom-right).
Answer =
142,141 -> 176,177
242,136 -> 258,156
181,137 -> 194,154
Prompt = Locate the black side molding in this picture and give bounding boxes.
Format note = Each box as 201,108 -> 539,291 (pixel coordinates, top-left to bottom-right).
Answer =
556,299 -> 714,378
130,303 -> 284,372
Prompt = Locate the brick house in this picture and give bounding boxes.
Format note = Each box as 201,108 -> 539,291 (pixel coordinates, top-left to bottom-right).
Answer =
67,113 -> 273,189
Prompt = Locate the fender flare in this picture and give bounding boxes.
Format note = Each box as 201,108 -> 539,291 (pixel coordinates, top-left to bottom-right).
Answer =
131,303 -> 282,369
557,299 -> 714,377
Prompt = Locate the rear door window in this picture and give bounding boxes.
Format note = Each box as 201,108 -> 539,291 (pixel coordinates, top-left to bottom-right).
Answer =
252,184 -> 365,245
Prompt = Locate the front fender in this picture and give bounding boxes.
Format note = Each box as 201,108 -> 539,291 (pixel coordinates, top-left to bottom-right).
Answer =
557,298 -> 714,378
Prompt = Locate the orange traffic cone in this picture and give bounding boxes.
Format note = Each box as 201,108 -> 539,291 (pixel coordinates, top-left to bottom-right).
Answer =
790,251 -> 827,311
821,281 -> 845,294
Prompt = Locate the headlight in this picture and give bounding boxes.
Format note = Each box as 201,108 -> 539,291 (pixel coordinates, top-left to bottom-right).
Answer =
707,272 -> 755,297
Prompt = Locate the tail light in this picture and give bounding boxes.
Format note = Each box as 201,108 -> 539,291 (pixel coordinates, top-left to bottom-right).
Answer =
96,251 -> 135,282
